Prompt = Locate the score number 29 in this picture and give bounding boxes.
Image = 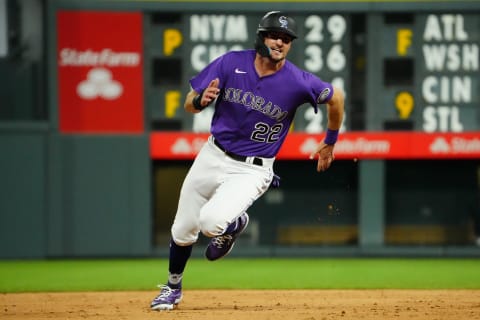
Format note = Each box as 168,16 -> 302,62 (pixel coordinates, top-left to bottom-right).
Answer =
303,14 -> 347,133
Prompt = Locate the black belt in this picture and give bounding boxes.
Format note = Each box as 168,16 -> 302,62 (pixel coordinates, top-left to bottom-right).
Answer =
213,138 -> 263,166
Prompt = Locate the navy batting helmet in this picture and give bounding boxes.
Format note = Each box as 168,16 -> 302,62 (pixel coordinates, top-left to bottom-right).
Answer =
257,11 -> 298,39
254,11 -> 297,57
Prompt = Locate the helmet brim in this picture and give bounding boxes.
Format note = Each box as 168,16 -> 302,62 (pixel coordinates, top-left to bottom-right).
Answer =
257,27 -> 297,39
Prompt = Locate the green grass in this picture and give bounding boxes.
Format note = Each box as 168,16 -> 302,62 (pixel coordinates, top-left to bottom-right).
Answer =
1,258 -> 480,293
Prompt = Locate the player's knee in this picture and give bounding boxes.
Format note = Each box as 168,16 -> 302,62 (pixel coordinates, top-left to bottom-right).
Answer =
170,236 -> 194,247
171,225 -> 197,246
198,212 -> 225,237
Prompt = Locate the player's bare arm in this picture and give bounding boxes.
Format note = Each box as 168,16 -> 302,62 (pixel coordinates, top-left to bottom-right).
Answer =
310,86 -> 345,172
326,86 -> 345,131
184,78 -> 220,114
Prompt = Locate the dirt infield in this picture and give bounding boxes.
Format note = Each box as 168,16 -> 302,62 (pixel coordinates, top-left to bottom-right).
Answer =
2,290 -> 480,320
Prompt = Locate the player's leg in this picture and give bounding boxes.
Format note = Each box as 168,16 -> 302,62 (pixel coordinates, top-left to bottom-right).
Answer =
200,160 -> 273,260
151,141 -> 223,310
170,139 -> 227,244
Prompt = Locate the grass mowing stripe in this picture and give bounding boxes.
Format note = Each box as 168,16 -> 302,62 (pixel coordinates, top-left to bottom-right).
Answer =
0,260 -> 167,292
188,258 -> 480,289
1,258 -> 480,292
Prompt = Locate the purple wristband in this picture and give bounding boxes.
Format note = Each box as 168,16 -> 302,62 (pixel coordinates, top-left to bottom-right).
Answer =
324,129 -> 339,145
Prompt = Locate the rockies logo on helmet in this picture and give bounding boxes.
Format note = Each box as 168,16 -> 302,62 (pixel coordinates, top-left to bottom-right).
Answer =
279,16 -> 288,29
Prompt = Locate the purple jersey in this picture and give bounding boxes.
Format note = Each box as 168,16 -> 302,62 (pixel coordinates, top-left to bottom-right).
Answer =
189,49 -> 333,158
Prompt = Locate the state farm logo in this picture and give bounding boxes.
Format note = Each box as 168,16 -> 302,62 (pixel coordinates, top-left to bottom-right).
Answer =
430,136 -> 480,154
59,48 -> 140,67
58,48 -> 142,100
429,137 -> 450,153
299,138 -> 319,154
77,68 -> 122,100
300,137 -> 391,154
335,138 -> 390,154
171,137 -> 208,154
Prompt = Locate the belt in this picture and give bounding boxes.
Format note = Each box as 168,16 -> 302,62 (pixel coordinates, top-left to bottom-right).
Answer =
213,138 -> 263,166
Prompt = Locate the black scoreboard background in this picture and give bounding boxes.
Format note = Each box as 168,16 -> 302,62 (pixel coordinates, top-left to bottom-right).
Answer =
145,12 -> 356,133
144,11 -> 479,134
414,13 -> 479,132
378,12 -> 479,132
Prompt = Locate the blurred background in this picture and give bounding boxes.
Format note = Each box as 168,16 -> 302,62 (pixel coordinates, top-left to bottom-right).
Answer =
1,0 -> 479,259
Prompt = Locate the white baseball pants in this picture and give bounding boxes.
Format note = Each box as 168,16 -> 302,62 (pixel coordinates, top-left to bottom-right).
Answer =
171,136 -> 274,245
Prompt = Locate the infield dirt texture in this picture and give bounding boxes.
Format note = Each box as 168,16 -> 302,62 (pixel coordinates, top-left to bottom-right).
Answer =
2,259 -> 480,319
2,289 -> 480,319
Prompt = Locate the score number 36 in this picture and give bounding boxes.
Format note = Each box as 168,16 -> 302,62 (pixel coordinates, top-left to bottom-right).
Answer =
304,15 -> 347,73
303,15 -> 347,133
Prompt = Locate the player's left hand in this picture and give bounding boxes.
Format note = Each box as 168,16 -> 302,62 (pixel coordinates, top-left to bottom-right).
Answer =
309,142 -> 335,172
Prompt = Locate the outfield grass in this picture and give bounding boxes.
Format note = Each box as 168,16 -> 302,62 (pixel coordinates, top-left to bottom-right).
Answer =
1,258 -> 480,293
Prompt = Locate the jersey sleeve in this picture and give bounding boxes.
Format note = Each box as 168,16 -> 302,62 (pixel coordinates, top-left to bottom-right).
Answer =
302,72 -> 334,113
311,73 -> 334,104
189,54 -> 226,93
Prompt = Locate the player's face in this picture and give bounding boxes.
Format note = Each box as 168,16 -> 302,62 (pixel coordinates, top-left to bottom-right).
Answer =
264,31 -> 293,62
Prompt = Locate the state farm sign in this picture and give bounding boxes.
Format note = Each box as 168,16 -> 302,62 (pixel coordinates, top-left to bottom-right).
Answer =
430,137 -> 480,154
279,132 -> 480,159
59,48 -> 140,67
57,11 -> 144,134
150,132 -> 480,160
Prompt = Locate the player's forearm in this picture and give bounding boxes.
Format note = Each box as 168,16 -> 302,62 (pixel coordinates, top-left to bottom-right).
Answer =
184,90 -> 202,114
326,87 -> 345,130
326,104 -> 344,130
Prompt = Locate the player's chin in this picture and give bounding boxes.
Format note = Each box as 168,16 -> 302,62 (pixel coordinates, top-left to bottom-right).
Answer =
269,54 -> 285,63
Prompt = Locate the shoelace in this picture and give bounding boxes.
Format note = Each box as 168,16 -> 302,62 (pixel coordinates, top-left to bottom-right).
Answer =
155,285 -> 174,300
211,234 -> 233,248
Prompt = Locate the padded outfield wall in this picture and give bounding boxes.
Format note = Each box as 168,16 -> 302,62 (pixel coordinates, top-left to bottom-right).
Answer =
0,0 -> 479,258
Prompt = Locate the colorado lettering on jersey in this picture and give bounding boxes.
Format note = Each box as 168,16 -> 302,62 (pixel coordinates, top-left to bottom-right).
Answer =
223,87 -> 288,122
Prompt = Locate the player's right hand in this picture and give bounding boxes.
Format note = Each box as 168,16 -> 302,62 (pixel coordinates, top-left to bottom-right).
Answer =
201,78 -> 220,105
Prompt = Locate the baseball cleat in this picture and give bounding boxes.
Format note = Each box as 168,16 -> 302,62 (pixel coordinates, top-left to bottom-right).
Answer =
150,284 -> 182,311
205,212 -> 249,261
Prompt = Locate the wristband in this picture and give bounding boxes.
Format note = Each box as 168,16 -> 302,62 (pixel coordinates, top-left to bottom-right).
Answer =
324,128 -> 339,145
192,92 -> 206,111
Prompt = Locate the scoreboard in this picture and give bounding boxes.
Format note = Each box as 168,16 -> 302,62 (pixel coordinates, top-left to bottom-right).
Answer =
145,10 -> 479,136
372,12 -> 479,132
415,13 -> 479,132
291,14 -> 351,134
145,12 -> 352,133
111,8 -> 480,161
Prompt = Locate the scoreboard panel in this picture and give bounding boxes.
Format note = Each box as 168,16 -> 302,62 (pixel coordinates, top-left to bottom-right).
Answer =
414,13 -> 479,132
291,14 -> 351,134
145,12 -> 186,130
377,12 -> 479,132
145,10 -> 479,135
183,13 -> 254,132
145,12 -> 353,133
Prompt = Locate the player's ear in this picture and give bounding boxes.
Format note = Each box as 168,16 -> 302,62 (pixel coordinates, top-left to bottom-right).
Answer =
255,32 -> 271,57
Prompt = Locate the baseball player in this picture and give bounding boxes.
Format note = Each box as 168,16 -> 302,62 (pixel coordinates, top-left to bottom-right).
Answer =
151,11 -> 344,311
